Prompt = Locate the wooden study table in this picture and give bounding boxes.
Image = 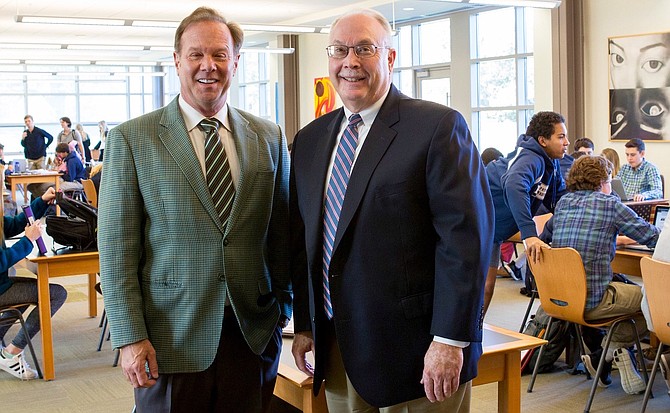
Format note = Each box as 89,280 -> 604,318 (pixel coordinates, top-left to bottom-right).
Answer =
275,324 -> 546,413
612,247 -> 653,277
28,250 -> 99,381
6,171 -> 62,215
6,171 -> 61,204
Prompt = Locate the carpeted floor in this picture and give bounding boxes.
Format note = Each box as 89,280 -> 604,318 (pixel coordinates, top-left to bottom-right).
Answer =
1,271 -> 669,412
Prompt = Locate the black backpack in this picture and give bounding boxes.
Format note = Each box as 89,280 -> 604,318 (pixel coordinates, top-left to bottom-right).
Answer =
46,192 -> 98,251
521,306 -> 573,374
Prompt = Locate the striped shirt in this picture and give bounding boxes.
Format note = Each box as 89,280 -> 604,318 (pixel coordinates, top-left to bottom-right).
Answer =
551,191 -> 660,309
616,159 -> 663,200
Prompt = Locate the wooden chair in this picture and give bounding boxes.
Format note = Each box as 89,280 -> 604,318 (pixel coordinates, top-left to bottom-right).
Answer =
640,256 -> 670,412
526,247 -> 648,413
81,179 -> 97,208
0,304 -> 43,379
514,213 -> 553,332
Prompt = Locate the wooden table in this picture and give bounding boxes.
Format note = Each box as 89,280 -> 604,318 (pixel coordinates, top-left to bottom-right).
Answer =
6,172 -> 62,214
275,324 -> 546,413
28,251 -> 99,380
612,247 -> 653,277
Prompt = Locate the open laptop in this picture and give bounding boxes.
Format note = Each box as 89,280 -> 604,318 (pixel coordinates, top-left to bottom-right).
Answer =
611,178 -> 632,201
625,205 -> 669,251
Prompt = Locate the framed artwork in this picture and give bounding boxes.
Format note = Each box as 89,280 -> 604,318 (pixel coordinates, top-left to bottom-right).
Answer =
608,32 -> 670,141
314,77 -> 336,118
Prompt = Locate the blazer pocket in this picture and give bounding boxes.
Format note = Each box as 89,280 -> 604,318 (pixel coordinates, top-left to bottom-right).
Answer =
257,278 -> 275,308
400,292 -> 433,319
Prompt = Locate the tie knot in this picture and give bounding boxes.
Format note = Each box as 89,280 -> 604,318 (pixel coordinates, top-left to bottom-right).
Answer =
199,118 -> 220,132
348,114 -> 362,127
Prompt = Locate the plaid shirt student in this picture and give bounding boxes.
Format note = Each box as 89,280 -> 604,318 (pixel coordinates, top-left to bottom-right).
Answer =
616,159 -> 663,200
549,191 -> 660,309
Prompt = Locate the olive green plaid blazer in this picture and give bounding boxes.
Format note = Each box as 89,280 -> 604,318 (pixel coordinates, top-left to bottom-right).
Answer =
99,97 -> 291,374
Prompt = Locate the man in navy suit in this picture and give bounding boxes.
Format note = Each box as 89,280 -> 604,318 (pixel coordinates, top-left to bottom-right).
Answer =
290,9 -> 493,412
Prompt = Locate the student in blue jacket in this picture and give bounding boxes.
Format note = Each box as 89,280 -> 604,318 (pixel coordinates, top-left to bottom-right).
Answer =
483,111 -> 569,314
0,185 -> 67,380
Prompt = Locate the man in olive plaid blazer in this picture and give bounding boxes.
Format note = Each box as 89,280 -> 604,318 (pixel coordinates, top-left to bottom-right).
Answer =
98,7 -> 290,412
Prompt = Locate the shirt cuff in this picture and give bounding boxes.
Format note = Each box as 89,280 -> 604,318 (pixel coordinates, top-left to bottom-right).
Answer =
433,336 -> 470,348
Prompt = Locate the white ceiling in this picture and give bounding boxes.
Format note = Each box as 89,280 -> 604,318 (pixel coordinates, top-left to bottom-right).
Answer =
0,0 -> 483,65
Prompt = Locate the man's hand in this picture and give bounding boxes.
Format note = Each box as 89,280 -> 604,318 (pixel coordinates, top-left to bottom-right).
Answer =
524,236 -> 548,265
291,331 -> 315,377
120,339 -> 159,388
633,194 -> 645,202
421,342 -> 463,402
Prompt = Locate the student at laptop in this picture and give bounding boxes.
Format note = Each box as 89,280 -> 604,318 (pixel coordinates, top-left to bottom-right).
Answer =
531,155 -> 660,394
617,138 -> 663,201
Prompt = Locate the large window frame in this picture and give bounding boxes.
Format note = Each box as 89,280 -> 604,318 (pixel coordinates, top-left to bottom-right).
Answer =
470,7 -> 535,154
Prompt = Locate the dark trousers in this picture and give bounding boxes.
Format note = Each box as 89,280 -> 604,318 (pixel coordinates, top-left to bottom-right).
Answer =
134,310 -> 282,413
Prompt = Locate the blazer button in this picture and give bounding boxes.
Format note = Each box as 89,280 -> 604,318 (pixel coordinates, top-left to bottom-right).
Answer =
218,274 -> 225,281
223,238 -> 229,246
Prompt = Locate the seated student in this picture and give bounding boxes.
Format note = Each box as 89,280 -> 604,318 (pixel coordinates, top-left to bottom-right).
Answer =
28,143 -> 86,198
617,138 -> 663,201
530,155 -> 660,394
0,185 -> 67,380
574,137 -> 595,156
601,147 -> 621,177
483,111 -> 569,314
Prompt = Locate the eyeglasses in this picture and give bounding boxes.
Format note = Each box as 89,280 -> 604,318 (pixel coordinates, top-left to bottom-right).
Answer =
325,44 -> 389,59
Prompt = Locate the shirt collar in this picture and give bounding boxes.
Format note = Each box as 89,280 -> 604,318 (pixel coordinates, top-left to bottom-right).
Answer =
178,95 -> 231,133
341,88 -> 390,127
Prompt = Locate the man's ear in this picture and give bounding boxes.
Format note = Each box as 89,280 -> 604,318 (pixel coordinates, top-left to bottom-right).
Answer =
537,136 -> 547,148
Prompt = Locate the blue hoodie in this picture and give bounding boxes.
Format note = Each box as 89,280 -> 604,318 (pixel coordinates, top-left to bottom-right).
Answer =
487,134 -> 564,242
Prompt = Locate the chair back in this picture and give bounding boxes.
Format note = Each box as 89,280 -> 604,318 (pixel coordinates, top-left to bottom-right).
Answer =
81,179 -> 97,208
527,247 -> 589,325
640,256 -> 670,345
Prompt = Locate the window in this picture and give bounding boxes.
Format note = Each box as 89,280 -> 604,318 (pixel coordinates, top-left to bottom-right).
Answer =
471,7 -> 534,154
238,52 -> 271,120
0,65 -> 160,157
392,17 -> 451,99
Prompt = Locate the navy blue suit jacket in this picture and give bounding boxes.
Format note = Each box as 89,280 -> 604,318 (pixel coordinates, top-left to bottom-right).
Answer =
290,86 -> 494,407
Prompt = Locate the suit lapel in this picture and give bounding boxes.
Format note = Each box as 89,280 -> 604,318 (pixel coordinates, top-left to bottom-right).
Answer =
333,87 -> 400,250
158,101 -> 221,225
304,110 -> 345,246
227,107 -> 258,234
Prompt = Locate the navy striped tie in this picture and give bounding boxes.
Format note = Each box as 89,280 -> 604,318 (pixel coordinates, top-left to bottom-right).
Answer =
199,118 -> 234,228
322,114 -> 362,319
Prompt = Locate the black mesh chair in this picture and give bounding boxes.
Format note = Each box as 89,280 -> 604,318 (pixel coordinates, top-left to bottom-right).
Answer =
0,303 -> 43,379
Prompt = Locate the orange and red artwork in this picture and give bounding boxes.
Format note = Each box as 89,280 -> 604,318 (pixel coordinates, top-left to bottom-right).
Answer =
314,77 -> 336,118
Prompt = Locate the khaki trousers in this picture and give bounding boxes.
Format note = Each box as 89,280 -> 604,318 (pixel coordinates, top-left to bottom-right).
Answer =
583,282 -> 648,348
324,335 -> 471,413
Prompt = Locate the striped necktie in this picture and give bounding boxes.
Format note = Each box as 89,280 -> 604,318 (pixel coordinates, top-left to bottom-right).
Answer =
199,118 -> 235,228
322,113 -> 363,319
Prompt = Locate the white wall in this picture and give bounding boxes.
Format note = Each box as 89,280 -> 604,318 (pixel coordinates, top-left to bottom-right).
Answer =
297,33 -> 332,129
583,0 -> 670,191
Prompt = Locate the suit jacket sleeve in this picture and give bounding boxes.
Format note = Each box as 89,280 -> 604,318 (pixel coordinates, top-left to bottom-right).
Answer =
427,110 -> 494,341
98,125 -> 149,347
268,126 -> 292,319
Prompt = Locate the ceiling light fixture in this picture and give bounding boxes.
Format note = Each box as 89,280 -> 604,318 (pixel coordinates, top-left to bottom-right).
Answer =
0,43 -> 62,50
469,0 -> 561,8
240,47 -> 295,54
67,44 -> 146,51
16,15 -> 327,34
16,15 -> 127,26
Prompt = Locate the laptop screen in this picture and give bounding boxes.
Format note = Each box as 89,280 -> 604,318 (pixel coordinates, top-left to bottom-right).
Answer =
654,205 -> 669,229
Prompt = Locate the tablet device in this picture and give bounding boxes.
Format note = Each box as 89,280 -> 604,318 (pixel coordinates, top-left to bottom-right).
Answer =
21,205 -> 48,255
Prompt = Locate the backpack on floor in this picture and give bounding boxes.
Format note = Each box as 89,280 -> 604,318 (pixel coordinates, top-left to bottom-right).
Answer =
521,306 -> 572,374
46,192 -> 98,251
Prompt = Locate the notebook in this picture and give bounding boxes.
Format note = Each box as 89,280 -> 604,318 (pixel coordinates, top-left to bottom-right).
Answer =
624,205 -> 668,251
611,178 -> 632,201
